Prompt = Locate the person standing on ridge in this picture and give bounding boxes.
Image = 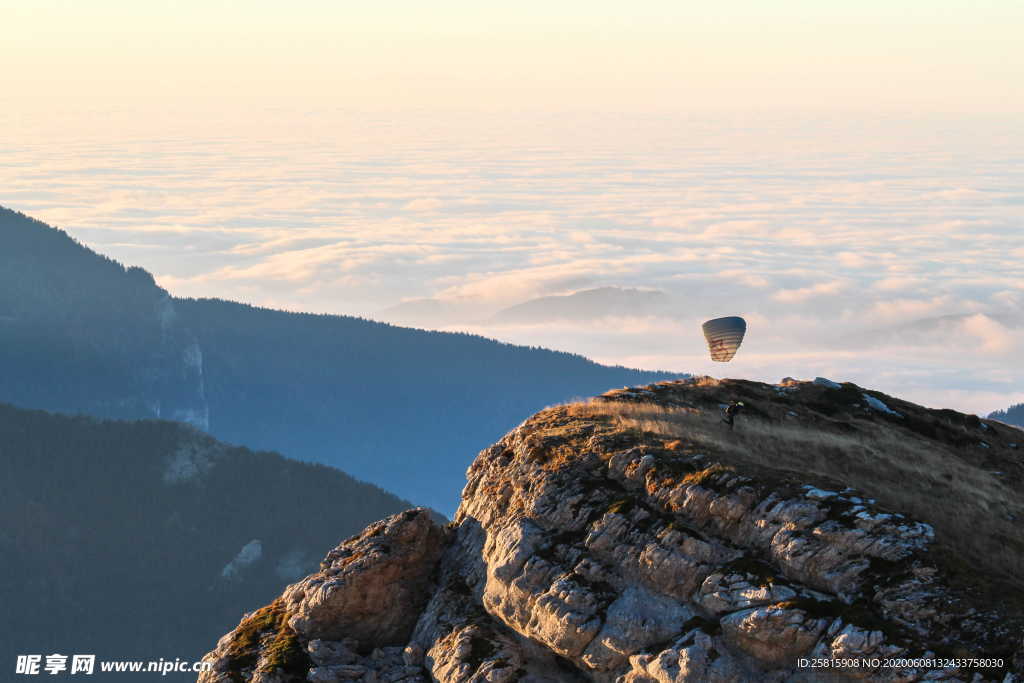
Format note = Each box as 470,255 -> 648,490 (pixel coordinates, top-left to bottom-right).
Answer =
722,401 -> 744,430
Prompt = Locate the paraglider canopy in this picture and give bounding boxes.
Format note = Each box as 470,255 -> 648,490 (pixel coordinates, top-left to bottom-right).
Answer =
702,316 -> 747,362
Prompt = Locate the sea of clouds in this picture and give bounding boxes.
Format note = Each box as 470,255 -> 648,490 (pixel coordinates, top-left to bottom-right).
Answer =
2,107 -> 1021,414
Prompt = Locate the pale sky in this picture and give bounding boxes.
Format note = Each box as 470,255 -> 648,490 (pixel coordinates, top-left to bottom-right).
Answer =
2,1 -> 1023,415
4,0 -> 1022,111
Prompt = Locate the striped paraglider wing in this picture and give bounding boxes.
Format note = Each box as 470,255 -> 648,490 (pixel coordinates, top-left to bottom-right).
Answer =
702,316 -> 747,362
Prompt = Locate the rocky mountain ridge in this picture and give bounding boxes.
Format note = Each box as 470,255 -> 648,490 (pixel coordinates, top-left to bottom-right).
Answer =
201,376 -> 1024,682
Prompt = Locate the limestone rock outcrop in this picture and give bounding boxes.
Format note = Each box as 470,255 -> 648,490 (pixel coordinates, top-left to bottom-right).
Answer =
200,377 -> 1024,683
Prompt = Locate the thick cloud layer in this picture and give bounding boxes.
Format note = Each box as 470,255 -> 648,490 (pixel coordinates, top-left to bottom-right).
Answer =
2,108 -> 1021,414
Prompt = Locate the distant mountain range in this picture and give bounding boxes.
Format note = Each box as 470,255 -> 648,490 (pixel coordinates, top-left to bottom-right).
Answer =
490,286 -> 671,324
0,401 -> 416,681
375,297 -> 480,328
839,312 -> 1024,349
0,207 -> 683,513
377,286 -> 674,328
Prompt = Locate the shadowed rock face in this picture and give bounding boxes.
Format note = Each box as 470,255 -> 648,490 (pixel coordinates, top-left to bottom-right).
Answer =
199,378 -> 1024,683
282,510 -> 447,645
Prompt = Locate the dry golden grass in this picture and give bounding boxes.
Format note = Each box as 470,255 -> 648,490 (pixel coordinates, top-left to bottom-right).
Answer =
565,394 -> 1024,601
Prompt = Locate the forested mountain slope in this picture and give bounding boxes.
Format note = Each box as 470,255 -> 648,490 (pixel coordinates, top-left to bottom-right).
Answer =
0,207 -> 682,512
173,296 -> 678,512
0,402 -> 415,682
990,403 -> 1024,427
0,207 -> 207,426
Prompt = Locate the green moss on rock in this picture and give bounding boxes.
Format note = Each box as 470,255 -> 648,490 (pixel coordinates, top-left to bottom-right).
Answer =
223,598 -> 310,680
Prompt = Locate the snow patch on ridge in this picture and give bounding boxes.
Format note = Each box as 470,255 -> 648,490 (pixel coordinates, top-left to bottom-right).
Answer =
222,540 -> 263,579
862,393 -> 903,417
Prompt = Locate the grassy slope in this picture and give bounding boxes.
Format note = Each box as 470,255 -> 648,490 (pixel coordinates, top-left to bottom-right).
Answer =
564,377 -> 1024,610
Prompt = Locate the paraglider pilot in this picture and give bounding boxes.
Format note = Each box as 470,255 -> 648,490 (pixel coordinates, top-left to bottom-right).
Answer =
722,401 -> 744,430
